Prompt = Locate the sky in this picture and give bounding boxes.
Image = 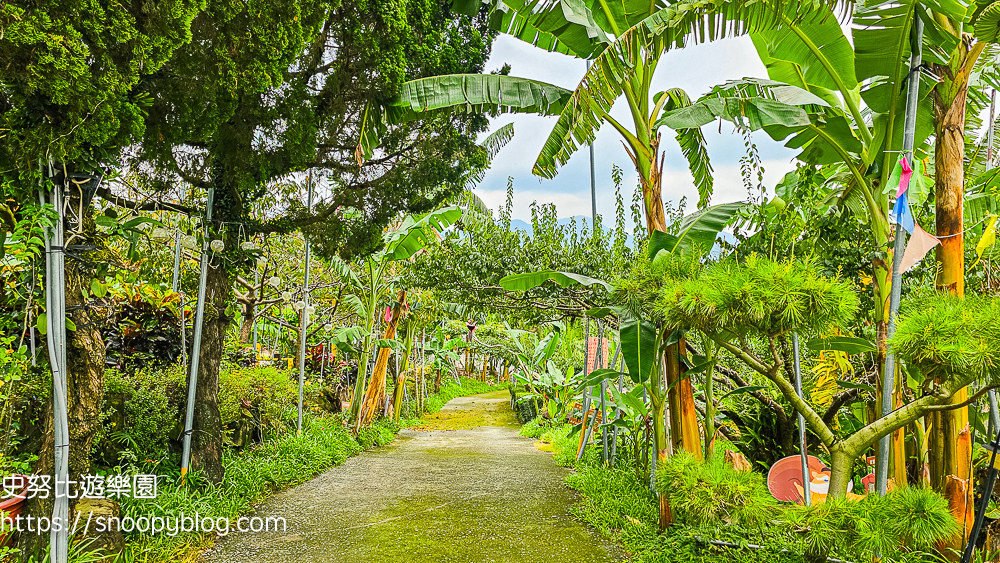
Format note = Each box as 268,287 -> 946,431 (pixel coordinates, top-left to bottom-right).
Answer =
472,35 -> 800,223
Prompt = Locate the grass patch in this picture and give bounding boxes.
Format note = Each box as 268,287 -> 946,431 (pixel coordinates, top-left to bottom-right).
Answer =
115,415 -> 398,562
537,425 -> 949,563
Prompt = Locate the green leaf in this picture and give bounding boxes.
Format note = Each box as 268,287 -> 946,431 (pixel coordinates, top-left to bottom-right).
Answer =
95,216 -> 116,229
37,313 -> 47,336
647,201 -> 745,260
385,75 -> 573,125
491,0 -> 610,58
65,317 -> 76,332
375,338 -> 403,351
122,217 -> 156,231
620,319 -> 657,384
499,270 -> 612,291
674,201 -> 745,255
656,88 -> 714,207
385,207 -> 463,261
806,336 -> 877,355
576,368 -> 626,391
531,0 -> 844,178
90,279 -> 108,299
329,255 -> 360,287
975,2 -> 1000,43
585,306 -> 612,318
750,3 -> 857,94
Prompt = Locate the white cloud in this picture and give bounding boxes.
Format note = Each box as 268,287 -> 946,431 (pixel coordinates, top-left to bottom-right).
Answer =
474,35 -> 800,222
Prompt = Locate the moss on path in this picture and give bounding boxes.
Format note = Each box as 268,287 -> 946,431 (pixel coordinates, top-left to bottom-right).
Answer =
204,392 -> 622,563
407,390 -> 519,431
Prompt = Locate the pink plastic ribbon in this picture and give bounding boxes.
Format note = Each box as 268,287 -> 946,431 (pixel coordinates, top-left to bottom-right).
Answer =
896,157 -> 913,198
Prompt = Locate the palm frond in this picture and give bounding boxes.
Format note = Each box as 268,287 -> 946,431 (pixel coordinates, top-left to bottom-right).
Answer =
532,0 -> 848,178
658,88 -> 714,207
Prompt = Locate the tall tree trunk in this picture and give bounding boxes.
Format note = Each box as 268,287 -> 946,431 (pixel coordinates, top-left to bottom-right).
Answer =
929,42 -> 981,553
187,259 -> 230,483
632,134 -> 701,458
391,322 -> 415,422
186,133 -> 248,484
665,336 -> 701,459
358,290 -> 405,427
238,300 -> 255,344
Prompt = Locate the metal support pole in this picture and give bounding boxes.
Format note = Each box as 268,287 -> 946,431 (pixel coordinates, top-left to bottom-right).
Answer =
962,429 -> 1000,563
40,174 -> 68,563
252,269 -> 259,363
878,16 -> 922,497
792,333 -> 811,506
586,59 -> 597,226
599,321 -> 608,465
297,176 -> 313,434
172,230 -> 187,366
180,188 -> 214,478
320,339 -> 328,385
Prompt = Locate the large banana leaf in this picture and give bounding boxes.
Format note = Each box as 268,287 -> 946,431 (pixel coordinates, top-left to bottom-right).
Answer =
455,0 -> 610,58
619,318 -> 657,384
498,0 -> 610,57
657,79 -> 828,132
357,75 -> 573,162
385,207 -> 463,261
386,74 -> 573,123
646,201 -> 745,259
531,0 -> 843,178
750,3 -> 857,96
499,270 -> 613,291
329,255 -> 360,287
657,88 -> 714,207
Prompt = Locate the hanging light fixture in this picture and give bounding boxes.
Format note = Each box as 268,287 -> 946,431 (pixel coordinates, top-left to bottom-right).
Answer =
323,323 -> 333,331
281,291 -> 292,302
293,300 -> 306,312
151,227 -> 171,242
256,257 -> 267,269
268,276 -> 280,288
306,305 -> 316,316
240,241 -> 258,251
181,234 -> 198,249
210,239 -> 225,253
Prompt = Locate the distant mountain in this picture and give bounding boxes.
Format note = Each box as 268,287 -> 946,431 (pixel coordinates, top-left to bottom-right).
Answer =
509,219 -> 532,235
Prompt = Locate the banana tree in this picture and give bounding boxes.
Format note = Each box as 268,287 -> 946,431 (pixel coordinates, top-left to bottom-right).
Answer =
656,1 -> 929,485
501,201 -> 741,528
357,0 -> 846,459
348,206 -> 463,427
659,0 -> 1000,507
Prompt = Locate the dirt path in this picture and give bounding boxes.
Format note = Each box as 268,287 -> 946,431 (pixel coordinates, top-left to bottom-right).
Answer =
203,390 -> 622,563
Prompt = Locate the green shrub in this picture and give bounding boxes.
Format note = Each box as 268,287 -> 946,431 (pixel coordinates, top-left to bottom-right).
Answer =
102,365 -> 186,462
519,416 -> 556,438
656,450 -> 778,531
787,486 -> 957,562
217,365 -> 298,434
539,424 -> 580,466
